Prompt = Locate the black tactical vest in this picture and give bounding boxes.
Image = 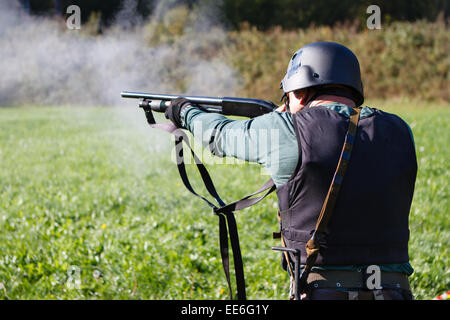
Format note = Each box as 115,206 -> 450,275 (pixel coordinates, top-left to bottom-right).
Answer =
276,105 -> 417,265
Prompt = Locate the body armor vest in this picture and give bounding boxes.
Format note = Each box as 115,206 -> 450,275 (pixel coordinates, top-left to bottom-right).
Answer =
276,105 -> 417,265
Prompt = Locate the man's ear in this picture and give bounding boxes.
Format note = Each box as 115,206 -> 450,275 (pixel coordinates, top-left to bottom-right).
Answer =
298,88 -> 310,105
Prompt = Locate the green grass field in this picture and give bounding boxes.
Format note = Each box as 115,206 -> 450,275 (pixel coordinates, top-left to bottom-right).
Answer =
0,101 -> 448,300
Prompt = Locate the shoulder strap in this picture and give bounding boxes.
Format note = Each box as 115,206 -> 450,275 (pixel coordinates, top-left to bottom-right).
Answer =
300,106 -> 361,291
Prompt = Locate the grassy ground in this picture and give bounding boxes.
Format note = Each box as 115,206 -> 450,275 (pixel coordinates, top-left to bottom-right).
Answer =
0,101 -> 448,300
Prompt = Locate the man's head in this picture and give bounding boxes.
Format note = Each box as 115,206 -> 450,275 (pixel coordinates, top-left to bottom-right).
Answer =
281,41 -> 364,112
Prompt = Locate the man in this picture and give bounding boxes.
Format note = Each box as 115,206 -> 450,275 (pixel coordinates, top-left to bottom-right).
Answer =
165,42 -> 417,300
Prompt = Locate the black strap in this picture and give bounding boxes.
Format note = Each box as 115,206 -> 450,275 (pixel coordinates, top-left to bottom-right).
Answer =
174,133 -> 246,300
148,119 -> 275,300
214,179 -> 276,214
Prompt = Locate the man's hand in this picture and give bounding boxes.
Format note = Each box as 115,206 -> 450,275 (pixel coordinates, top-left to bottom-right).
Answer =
165,97 -> 192,128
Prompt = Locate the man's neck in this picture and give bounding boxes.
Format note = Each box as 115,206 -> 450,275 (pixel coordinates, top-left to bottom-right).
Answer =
309,95 -> 356,108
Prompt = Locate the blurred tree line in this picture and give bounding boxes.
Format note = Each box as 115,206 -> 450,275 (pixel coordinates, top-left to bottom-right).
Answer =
222,0 -> 449,29
20,0 -> 449,30
20,0 -> 154,27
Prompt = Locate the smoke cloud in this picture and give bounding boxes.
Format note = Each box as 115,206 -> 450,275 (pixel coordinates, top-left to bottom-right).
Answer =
0,0 -> 240,107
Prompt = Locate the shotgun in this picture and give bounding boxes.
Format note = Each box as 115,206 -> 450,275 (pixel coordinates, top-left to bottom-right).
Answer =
121,91 -> 277,124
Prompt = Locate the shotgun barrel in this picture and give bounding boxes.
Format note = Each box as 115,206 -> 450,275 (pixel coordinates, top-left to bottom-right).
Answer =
121,91 -> 277,118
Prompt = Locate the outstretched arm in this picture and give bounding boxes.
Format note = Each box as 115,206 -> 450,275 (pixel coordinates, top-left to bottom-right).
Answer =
181,105 -> 298,186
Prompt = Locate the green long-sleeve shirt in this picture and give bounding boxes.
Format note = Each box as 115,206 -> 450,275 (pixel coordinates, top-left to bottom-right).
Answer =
181,103 -> 414,276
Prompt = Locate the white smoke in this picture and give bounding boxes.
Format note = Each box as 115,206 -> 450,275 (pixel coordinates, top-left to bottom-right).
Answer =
0,0 -> 240,106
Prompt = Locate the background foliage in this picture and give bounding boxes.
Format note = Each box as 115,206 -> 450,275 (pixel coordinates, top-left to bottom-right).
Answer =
11,1 -> 450,103
142,6 -> 449,102
223,20 -> 450,102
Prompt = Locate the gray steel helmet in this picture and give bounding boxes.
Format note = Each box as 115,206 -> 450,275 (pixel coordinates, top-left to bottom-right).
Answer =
281,41 -> 364,105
